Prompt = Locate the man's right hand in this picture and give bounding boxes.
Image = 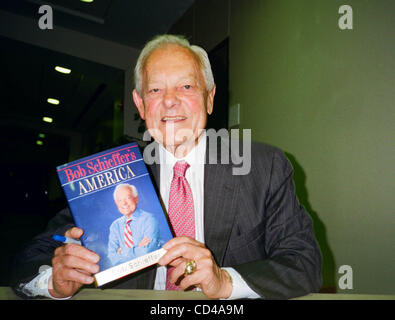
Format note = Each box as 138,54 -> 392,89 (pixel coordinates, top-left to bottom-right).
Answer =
138,236 -> 151,247
49,227 -> 100,298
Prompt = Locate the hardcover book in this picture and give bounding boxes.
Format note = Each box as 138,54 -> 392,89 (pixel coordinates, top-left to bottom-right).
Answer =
56,142 -> 172,286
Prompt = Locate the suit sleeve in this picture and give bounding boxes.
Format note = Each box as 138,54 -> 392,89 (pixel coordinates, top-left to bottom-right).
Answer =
9,208 -> 75,299
232,149 -> 322,299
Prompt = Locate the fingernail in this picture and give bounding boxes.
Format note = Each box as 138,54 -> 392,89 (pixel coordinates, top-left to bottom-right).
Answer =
92,265 -> 100,273
86,276 -> 94,283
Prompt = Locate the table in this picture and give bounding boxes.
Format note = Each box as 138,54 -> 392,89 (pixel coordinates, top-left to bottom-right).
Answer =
0,287 -> 394,300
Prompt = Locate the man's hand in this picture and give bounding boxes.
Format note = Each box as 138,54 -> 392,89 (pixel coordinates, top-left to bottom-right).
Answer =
138,236 -> 151,247
49,227 -> 100,298
158,237 -> 233,299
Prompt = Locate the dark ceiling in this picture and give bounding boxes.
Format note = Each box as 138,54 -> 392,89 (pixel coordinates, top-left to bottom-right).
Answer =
0,0 -> 195,162
0,34 -> 124,154
0,0 -> 195,48
0,0 -> 195,213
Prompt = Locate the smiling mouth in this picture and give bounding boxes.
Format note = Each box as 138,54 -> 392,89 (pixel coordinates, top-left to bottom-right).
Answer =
161,116 -> 186,122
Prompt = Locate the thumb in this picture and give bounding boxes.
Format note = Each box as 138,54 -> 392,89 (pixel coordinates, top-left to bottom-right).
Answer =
65,227 -> 84,239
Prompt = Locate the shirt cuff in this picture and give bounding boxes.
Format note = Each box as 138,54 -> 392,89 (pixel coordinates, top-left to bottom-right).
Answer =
221,267 -> 261,300
21,266 -> 72,300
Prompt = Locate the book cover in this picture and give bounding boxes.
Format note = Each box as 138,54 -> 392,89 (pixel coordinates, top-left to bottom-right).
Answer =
56,142 -> 172,287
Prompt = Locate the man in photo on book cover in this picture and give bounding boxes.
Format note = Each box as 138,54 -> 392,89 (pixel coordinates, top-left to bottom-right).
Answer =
107,184 -> 161,267
10,34 -> 322,300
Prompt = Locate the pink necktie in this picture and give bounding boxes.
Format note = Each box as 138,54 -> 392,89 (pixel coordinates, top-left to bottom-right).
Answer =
124,218 -> 134,248
166,160 -> 195,290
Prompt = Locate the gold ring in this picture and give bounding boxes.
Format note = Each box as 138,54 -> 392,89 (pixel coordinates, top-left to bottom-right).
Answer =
184,260 -> 197,276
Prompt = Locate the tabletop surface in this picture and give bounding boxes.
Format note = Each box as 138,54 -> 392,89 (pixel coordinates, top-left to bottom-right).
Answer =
1,287 -> 394,300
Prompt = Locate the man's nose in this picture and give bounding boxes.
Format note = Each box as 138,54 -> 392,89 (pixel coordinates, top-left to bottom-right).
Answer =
163,88 -> 179,108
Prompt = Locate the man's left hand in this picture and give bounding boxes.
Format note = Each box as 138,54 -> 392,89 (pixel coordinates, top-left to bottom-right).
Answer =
158,237 -> 233,299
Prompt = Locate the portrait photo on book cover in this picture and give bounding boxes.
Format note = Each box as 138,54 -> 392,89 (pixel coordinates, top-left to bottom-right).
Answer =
107,183 -> 164,267
75,178 -> 173,271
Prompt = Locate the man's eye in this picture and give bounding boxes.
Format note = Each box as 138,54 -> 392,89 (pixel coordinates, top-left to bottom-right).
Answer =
150,88 -> 160,93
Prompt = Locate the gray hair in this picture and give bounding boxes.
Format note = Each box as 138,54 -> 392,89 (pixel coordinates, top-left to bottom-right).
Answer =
134,34 -> 215,95
113,183 -> 138,201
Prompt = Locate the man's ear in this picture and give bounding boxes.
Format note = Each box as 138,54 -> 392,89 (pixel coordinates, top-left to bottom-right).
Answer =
206,84 -> 216,115
132,89 -> 145,120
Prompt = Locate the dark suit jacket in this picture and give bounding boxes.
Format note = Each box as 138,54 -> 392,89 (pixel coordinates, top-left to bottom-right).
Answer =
10,141 -> 322,299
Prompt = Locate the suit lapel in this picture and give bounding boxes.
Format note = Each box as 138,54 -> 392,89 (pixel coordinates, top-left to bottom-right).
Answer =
149,162 -> 160,187
144,140 -> 160,186
203,139 -> 239,266
141,143 -> 160,290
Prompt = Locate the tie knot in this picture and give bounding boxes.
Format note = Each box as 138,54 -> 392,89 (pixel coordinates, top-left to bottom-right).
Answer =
173,160 -> 190,178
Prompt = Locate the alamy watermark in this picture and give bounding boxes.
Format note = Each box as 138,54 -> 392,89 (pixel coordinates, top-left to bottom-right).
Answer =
142,127 -> 252,176
338,265 -> 353,290
338,5 -> 353,30
38,5 -> 53,30
38,5 -> 354,31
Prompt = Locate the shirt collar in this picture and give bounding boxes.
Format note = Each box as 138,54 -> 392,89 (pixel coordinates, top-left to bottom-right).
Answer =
124,207 -> 142,221
159,131 -> 206,168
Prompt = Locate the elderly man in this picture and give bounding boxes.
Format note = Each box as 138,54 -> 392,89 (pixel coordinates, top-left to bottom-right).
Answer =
11,34 -> 321,300
107,184 -> 160,266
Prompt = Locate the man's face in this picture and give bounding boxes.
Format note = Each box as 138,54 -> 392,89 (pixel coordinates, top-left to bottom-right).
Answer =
133,44 -> 215,155
115,187 -> 138,218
